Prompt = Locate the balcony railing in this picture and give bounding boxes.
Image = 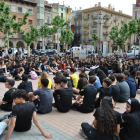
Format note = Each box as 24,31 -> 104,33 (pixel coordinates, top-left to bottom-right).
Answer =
133,41 -> 139,45
90,22 -> 97,26
101,37 -> 111,42
105,14 -> 111,19
83,39 -> 88,42
91,30 -> 97,34
45,20 -> 51,24
45,8 -> 52,13
74,17 -> 82,20
83,31 -> 89,34
66,25 -> 71,29
83,16 -> 89,19
121,19 -> 127,22
114,17 -> 118,21
103,22 -> 111,27
103,31 -> 109,34
83,23 -> 89,27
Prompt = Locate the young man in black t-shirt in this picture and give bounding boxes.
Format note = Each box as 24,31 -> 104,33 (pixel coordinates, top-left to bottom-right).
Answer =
5,89 -> 52,140
53,76 -> 73,112
73,76 -> 97,113
0,79 -> 17,111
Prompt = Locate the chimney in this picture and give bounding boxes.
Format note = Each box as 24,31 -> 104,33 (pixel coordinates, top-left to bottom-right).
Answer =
108,4 -> 111,10
119,10 -> 122,13
113,8 -> 115,11
98,2 -> 101,7
95,4 -> 97,7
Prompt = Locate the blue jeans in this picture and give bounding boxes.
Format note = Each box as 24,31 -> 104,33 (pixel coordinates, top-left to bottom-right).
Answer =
8,54 -> 12,59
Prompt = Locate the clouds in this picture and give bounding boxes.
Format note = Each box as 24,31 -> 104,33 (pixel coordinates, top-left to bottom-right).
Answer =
48,0 -> 136,16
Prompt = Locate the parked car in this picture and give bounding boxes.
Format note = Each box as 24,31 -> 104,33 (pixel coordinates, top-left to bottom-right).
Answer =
46,49 -> 56,55
12,48 -> 18,54
39,49 -> 47,55
32,49 -> 39,55
53,49 -> 57,54
127,50 -> 139,57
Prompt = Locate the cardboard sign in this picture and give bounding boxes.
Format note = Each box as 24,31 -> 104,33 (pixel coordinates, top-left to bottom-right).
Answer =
73,50 -> 86,60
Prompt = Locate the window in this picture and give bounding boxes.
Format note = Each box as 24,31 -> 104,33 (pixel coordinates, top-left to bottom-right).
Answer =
18,7 -> 22,13
37,7 -> 44,14
28,9 -> 33,15
37,19 -> 44,26
67,9 -> 68,13
88,14 -> 89,18
29,20 -> 32,25
61,8 -> 63,11
61,13 -> 63,18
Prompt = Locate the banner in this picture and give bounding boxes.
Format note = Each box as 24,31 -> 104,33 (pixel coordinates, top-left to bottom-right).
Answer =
103,41 -> 108,56
73,50 -> 86,60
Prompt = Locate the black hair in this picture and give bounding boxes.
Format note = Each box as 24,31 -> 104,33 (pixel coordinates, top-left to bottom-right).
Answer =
79,68 -> 85,73
109,75 -> 116,82
103,78 -> 112,87
60,76 -> 67,84
17,63 -> 22,68
89,76 -> 96,84
6,79 -> 15,87
63,71 -> 69,77
22,74 -> 28,82
54,77 -> 61,84
41,78 -> 49,87
70,68 -> 76,73
116,73 -> 124,82
11,89 -> 27,100
88,70 -> 95,76
56,71 -> 62,77
79,73 -> 86,78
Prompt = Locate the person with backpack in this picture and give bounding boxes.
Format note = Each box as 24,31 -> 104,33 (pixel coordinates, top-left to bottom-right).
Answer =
17,74 -> 33,101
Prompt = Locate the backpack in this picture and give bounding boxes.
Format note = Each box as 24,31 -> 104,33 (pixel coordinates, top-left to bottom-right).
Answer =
30,71 -> 38,80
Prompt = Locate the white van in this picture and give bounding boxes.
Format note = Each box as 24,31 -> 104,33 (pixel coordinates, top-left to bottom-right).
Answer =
67,47 -> 81,53
127,50 -> 139,57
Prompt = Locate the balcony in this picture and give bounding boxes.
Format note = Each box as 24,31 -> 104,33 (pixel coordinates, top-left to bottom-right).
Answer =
74,17 -> 82,20
83,23 -> 89,27
91,14 -> 98,19
45,20 -> 51,25
83,16 -> 89,20
83,31 -> 89,35
22,0 -> 37,6
103,22 -> 111,27
66,25 -> 71,29
105,14 -> 111,19
67,19 -> 70,22
74,24 -> 81,28
91,30 -> 97,34
103,31 -> 109,35
101,37 -> 111,42
133,41 -> 139,45
90,22 -> 97,27
121,19 -> 127,23
114,17 -> 118,21
45,8 -> 52,13
83,39 -> 88,42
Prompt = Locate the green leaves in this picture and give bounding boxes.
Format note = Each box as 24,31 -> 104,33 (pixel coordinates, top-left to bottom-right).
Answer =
91,33 -> 99,46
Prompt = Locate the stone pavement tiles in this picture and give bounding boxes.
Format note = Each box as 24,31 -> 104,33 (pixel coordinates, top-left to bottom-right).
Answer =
0,113 -> 76,140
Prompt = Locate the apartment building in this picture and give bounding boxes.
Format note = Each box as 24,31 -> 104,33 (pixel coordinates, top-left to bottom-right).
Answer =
65,6 -> 72,29
131,0 -> 140,47
0,0 -> 37,49
73,10 -> 82,46
82,2 -> 132,53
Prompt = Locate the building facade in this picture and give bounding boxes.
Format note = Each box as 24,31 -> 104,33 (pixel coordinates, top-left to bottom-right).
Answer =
0,0 -> 37,49
82,2 -> 132,53
65,6 -> 72,29
131,0 -> 140,47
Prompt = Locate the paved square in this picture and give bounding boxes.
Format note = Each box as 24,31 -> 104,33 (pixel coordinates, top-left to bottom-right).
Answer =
0,74 -> 139,140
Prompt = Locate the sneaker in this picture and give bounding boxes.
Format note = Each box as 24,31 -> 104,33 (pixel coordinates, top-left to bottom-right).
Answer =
0,114 -> 9,122
79,128 -> 88,139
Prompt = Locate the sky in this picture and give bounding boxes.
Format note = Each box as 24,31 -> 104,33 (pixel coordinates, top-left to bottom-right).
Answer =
47,0 -> 136,16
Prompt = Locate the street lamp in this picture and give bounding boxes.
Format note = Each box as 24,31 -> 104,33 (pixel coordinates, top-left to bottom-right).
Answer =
95,12 -> 106,56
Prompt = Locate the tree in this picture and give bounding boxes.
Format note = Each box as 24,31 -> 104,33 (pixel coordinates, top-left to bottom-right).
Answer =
21,25 -> 39,56
129,19 -> 140,49
109,23 -> 131,55
59,29 -> 74,51
0,1 -> 29,50
51,15 -> 68,55
39,25 -> 57,49
91,33 -> 99,51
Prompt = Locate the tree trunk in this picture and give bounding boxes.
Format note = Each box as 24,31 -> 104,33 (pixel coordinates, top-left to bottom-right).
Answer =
42,38 -> 45,50
5,31 -> 9,54
28,45 -> 30,57
57,28 -> 59,56
119,47 -> 123,56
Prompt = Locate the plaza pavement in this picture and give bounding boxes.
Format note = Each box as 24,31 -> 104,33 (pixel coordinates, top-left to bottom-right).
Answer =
0,73 -> 139,140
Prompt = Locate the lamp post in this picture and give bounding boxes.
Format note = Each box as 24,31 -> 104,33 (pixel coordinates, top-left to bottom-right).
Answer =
95,12 -> 106,56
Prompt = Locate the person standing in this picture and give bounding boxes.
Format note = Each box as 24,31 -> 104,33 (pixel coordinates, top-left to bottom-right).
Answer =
8,47 -> 12,59
19,47 -> 23,59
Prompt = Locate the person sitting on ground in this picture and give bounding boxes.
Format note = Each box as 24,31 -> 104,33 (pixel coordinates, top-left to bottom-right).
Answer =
5,89 -> 52,139
116,73 -> 130,103
28,78 -> 53,114
53,76 -> 73,113
38,71 -> 53,90
79,68 -> 88,80
88,70 -> 102,89
109,75 -> 120,103
70,68 -> 79,88
80,96 -> 122,140
73,76 -> 97,113
0,79 -> 17,111
13,63 -> 25,81
123,70 -> 137,98
63,71 -> 73,88
119,98 -> 140,140
50,59 -> 58,72
18,74 -> 33,101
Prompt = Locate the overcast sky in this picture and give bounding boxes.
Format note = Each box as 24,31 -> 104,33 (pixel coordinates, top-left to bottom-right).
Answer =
47,0 -> 136,16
